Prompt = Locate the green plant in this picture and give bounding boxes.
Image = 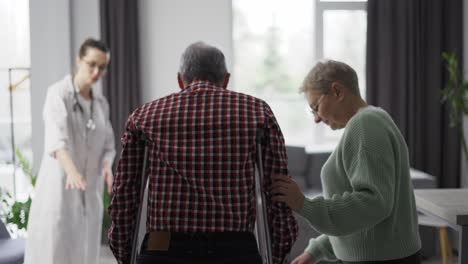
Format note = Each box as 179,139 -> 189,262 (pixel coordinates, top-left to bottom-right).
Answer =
16,148 -> 37,187
101,189 -> 111,243
1,192 -> 32,231
441,52 -> 468,159
1,149 -> 113,238
0,149 -> 37,232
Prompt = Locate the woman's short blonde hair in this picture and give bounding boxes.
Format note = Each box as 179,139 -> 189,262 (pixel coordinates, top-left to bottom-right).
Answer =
300,60 -> 360,96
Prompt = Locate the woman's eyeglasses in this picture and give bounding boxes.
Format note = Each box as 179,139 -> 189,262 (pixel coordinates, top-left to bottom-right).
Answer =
309,94 -> 326,117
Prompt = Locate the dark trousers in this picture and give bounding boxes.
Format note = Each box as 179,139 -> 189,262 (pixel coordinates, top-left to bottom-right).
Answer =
342,251 -> 421,264
136,232 -> 263,264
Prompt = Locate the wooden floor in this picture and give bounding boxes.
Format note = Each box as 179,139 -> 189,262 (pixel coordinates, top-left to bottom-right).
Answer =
100,245 -> 117,264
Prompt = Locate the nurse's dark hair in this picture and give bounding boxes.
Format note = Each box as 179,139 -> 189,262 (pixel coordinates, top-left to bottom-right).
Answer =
78,38 -> 109,58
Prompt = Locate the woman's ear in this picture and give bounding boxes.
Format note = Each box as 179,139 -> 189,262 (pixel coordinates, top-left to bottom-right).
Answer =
75,56 -> 80,68
331,82 -> 345,100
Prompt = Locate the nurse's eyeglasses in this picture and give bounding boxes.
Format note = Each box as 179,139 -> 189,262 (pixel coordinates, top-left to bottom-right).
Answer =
83,60 -> 107,74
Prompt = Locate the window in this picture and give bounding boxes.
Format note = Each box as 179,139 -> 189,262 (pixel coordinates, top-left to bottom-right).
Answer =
233,0 -> 366,152
0,0 -> 32,200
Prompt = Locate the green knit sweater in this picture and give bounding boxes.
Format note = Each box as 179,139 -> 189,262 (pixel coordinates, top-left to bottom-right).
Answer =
299,106 -> 421,262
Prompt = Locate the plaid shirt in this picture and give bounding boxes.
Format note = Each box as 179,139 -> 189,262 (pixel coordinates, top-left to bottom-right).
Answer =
108,81 -> 298,264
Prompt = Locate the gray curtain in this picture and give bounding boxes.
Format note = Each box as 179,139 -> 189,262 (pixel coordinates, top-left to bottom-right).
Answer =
366,0 -> 463,187
100,0 -> 142,156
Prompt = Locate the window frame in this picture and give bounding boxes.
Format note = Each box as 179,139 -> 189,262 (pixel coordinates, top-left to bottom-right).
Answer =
310,0 -> 367,151
315,0 -> 368,61
231,0 -> 367,152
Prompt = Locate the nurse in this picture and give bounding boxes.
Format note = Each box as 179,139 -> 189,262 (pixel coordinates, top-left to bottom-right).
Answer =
24,38 -> 116,264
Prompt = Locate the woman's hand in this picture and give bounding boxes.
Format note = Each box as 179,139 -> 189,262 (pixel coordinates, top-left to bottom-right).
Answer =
271,174 -> 305,212
291,252 -> 314,264
101,161 -> 113,194
65,171 -> 87,191
56,148 -> 86,191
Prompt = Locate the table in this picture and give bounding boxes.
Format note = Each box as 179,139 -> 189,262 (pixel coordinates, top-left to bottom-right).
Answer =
414,189 -> 468,264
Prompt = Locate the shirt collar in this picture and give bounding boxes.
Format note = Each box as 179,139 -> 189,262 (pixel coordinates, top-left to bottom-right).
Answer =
180,80 -> 223,93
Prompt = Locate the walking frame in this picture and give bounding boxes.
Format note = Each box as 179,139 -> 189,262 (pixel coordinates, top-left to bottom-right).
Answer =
129,129 -> 274,264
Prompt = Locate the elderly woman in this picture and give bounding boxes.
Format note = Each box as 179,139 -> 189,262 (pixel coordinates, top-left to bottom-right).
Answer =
272,60 -> 421,264
24,38 -> 115,264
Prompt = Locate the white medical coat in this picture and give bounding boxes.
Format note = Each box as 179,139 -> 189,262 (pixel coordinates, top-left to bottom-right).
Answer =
24,75 -> 116,264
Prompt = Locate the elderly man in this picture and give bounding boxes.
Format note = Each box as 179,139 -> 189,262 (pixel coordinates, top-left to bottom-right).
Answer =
108,42 -> 297,264
272,60 -> 421,264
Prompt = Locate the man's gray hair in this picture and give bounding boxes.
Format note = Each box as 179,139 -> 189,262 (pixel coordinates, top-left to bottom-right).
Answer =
179,42 -> 228,84
300,60 -> 360,96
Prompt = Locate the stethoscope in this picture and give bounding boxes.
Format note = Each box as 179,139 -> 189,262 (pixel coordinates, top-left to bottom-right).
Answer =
72,77 -> 96,131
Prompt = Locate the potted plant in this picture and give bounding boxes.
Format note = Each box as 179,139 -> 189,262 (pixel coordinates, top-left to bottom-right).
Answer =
0,149 -> 36,235
441,52 -> 468,160
1,150 -> 113,242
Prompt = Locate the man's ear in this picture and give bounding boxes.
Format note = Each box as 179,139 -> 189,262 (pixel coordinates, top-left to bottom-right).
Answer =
222,73 -> 230,89
177,73 -> 185,89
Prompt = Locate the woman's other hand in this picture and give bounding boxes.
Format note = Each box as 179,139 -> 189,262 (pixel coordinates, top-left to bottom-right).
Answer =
56,148 -> 86,191
291,252 -> 314,264
101,161 -> 113,194
65,171 -> 87,191
271,174 -> 305,212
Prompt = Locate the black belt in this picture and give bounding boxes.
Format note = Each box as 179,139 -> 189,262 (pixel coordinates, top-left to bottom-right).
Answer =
169,231 -> 254,241
141,231 -> 258,257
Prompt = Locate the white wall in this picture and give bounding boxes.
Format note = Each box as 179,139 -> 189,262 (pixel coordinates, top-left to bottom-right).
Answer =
29,0 -> 100,171
138,0 -> 233,103
70,0 -> 101,57
30,0 -> 72,171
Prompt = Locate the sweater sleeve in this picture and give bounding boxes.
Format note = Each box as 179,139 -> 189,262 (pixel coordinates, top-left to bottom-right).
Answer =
298,113 -> 396,236
305,234 -> 337,263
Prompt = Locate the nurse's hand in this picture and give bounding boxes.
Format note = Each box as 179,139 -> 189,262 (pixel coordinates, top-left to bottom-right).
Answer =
65,171 -> 87,191
291,252 -> 314,264
101,161 -> 113,194
271,174 -> 305,212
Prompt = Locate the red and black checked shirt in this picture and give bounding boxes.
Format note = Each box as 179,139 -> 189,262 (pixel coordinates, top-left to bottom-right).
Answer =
108,81 -> 298,264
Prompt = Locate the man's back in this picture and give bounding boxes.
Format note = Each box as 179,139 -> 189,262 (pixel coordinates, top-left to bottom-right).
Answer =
109,42 -> 297,264
142,81 -> 271,232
